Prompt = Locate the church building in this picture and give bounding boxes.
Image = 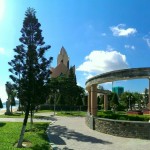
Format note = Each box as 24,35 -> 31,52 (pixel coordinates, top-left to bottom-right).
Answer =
50,46 -> 75,77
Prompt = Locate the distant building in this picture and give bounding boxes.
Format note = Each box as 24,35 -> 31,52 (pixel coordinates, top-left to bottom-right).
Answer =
50,46 -> 75,77
112,86 -> 124,96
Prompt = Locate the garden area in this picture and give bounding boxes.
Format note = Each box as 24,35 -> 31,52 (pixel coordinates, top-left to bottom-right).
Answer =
97,110 -> 150,121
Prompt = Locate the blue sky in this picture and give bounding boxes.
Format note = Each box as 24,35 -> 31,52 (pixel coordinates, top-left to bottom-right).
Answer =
1,0 -> 150,102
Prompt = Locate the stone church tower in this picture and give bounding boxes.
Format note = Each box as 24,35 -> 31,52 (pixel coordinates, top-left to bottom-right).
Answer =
57,46 -> 69,69
51,46 -> 75,78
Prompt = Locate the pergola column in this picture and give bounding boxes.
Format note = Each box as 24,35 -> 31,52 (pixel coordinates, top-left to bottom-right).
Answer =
104,94 -> 108,111
87,89 -> 91,114
91,84 -> 97,116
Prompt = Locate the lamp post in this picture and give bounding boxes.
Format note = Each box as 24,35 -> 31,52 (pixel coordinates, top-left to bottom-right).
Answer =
127,95 -> 133,110
129,96 -> 131,110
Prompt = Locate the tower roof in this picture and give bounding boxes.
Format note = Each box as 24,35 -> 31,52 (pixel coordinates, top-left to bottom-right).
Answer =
60,46 -> 67,56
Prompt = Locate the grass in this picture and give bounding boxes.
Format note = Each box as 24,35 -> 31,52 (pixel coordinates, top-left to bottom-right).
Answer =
0,122 -> 50,150
56,111 -> 87,117
0,113 -> 24,118
0,110 -> 87,118
35,109 -> 87,117
36,110 -> 53,113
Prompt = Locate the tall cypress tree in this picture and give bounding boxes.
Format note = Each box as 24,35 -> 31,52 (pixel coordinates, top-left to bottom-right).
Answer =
8,8 -> 53,147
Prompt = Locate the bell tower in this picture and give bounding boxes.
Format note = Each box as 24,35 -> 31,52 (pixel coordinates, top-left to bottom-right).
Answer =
57,46 -> 69,69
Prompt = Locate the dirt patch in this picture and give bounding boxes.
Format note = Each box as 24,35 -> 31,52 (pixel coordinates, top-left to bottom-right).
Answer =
14,140 -> 32,148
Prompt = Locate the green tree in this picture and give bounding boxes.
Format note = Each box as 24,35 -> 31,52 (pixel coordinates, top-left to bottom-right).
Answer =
99,95 -> 104,109
0,98 -> 3,109
144,88 -> 149,107
8,8 -> 53,147
67,67 -> 77,105
49,73 -> 85,106
120,91 -> 135,110
132,92 -> 142,109
110,92 -> 119,111
97,96 -> 101,105
8,45 -> 24,111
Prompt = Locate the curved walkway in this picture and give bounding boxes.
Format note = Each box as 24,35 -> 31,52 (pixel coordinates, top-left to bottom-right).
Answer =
46,115 -> 150,150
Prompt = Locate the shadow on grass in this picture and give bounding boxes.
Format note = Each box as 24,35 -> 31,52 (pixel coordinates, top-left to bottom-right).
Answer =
47,125 -> 112,146
26,123 -> 49,133
34,123 -> 49,131
31,143 -> 50,150
7,113 -> 21,116
0,122 -> 6,127
26,123 -> 50,150
34,115 -> 57,121
4,113 -> 23,117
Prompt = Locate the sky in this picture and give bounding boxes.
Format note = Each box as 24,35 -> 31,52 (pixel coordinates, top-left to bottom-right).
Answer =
1,0 -> 150,102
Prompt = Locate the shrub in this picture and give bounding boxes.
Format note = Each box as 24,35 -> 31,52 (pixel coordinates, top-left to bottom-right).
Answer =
97,111 -> 150,121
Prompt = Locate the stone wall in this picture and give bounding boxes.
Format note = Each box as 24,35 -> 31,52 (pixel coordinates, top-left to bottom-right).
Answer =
86,115 -> 150,139
85,114 -> 95,130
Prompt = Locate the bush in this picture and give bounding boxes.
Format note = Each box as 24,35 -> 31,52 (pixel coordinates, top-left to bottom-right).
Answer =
39,104 -> 88,111
97,111 -> 150,121
116,104 -> 126,111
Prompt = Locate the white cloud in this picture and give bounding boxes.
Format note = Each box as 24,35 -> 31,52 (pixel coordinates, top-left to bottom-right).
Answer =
83,73 -> 94,80
143,34 -> 150,48
77,82 -> 81,86
101,33 -> 106,36
106,45 -> 114,51
110,24 -> 137,37
124,45 -> 135,50
77,50 -> 128,75
0,47 -> 5,54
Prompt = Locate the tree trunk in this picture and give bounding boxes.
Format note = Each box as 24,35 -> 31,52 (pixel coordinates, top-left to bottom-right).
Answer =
30,109 -> 33,130
11,104 -> 12,113
18,100 -> 21,111
17,102 -> 30,148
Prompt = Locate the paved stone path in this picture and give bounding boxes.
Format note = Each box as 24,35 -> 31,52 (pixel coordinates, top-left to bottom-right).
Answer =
46,115 -> 150,150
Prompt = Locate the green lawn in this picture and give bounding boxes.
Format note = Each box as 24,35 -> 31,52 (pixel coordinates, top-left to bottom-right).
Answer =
0,122 -> 50,150
35,109 -> 87,117
0,113 -> 24,118
56,111 -> 87,117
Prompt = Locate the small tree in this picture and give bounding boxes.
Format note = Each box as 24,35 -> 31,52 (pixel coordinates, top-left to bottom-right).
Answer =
0,98 -> 3,109
8,8 -> 53,147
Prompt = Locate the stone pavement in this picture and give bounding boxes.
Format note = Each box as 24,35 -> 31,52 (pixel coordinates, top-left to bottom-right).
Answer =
46,115 -> 150,150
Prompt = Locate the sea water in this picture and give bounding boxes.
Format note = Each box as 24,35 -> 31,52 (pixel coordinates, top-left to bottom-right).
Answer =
1,103 -> 19,110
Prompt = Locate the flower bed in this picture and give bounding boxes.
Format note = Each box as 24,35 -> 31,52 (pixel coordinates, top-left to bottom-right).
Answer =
127,110 -> 143,115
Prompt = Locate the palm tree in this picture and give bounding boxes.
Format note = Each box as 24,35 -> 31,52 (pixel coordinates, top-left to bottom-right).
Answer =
5,82 -> 16,113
